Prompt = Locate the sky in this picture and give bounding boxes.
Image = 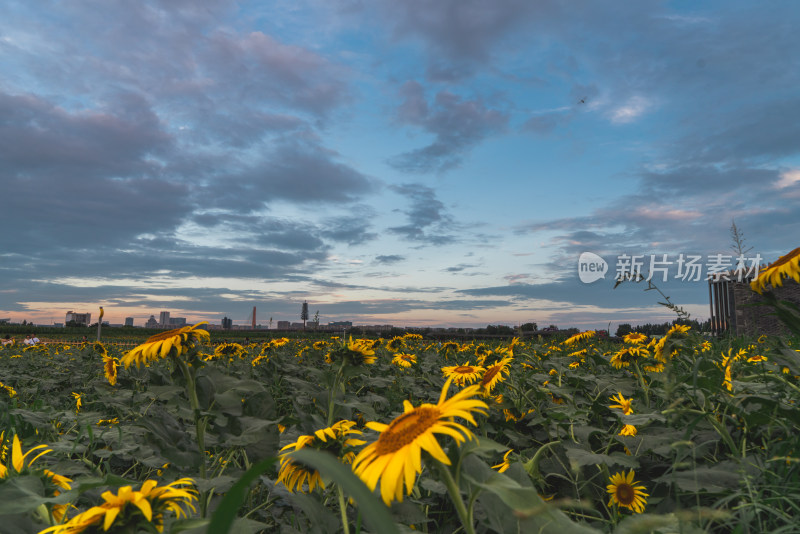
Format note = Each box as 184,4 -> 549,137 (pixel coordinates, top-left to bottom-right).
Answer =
1,0 -> 799,330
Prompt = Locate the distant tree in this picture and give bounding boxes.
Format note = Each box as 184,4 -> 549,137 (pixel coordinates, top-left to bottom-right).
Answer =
521,322 -> 538,332
485,324 -> 515,335
616,323 -> 633,337
301,302 -> 309,329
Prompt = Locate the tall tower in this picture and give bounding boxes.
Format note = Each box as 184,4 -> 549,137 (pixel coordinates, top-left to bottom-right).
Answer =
159,311 -> 170,327
252,306 -> 256,329
301,301 -> 309,329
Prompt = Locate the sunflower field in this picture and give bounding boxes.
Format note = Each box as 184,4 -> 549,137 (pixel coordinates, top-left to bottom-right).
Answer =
3,312 -> 800,534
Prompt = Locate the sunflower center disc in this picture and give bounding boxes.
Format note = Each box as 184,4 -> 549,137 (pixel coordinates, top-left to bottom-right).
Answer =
375,407 -> 440,454
616,483 -> 635,505
481,366 -> 500,386
454,366 -> 473,373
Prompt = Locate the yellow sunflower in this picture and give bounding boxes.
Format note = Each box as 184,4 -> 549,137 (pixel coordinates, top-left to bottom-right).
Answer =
214,342 -> 245,358
492,450 -> 513,473
441,362 -> 485,386
609,392 -> 634,415
652,324 -> 691,362
45,468 -> 73,522
269,337 -> 291,348
607,470 -> 648,513
609,345 -> 649,369
623,332 -> 648,344
563,330 -> 596,346
277,420 -> 365,493
0,434 -> 72,522
751,246 -> 800,294
618,424 -> 637,437
0,380 -> 16,398
479,356 -> 512,395
103,353 -> 118,386
121,322 -> 210,368
352,377 -> 488,505
40,478 -> 197,534
346,336 -> 377,364
0,434 -> 51,478
392,353 -> 417,368
385,336 -> 405,353
72,392 -> 83,413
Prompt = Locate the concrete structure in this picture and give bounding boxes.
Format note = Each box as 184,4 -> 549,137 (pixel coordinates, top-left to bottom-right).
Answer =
145,315 -> 159,328
168,317 -> 187,327
124,317 -> 134,327
65,311 -> 91,326
159,311 -> 170,327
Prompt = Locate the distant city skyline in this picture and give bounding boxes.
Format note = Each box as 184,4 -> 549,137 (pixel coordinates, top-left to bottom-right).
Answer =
2,1 -> 798,330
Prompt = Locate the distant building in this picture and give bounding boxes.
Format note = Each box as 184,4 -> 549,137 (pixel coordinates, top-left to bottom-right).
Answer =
169,317 -> 187,327
65,311 -> 91,327
124,317 -> 134,327
145,315 -> 159,328
221,316 -> 233,329
276,321 -> 290,330
159,311 -> 170,327
328,321 -> 353,327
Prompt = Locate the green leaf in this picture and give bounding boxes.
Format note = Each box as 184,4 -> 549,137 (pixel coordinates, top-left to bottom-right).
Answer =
289,448 -> 401,534
206,457 -> 280,534
615,513 -> 708,534
463,471 -> 601,534
284,491 -> 340,534
565,447 -> 639,469
0,476 -> 46,515
657,465 -> 741,493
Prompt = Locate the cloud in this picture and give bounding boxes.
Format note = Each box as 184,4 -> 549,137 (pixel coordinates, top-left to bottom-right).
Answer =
200,29 -> 351,117
374,255 -> 405,265
460,273 -> 709,310
388,81 -> 508,174
775,169 -> 800,189
319,214 -> 379,246
0,91 -> 193,252
444,263 -> 478,273
608,95 -> 654,124
388,183 -> 456,245
198,139 -> 375,211
371,0 -> 559,80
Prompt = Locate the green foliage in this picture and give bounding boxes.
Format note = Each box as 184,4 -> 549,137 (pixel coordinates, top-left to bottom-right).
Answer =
1,329 -> 800,533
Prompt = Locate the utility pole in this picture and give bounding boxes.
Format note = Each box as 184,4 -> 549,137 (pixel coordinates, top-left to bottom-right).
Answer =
301,301 -> 309,329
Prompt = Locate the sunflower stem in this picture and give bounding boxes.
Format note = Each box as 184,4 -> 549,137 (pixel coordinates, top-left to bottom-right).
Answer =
174,355 -> 207,479
632,360 -> 650,408
337,484 -> 351,534
435,460 -> 475,534
328,360 -> 346,427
